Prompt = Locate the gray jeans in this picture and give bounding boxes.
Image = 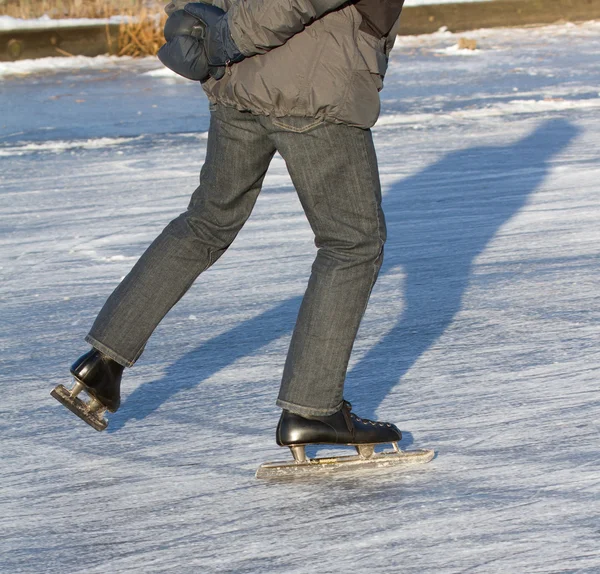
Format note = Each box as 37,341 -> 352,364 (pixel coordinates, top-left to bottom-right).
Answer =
86,105 -> 386,417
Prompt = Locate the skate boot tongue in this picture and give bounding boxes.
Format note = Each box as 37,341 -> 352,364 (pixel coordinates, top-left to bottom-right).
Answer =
342,401 -> 402,444
344,401 -> 378,426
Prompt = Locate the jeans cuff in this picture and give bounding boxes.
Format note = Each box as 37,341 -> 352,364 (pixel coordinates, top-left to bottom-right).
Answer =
84,335 -> 135,368
275,398 -> 344,418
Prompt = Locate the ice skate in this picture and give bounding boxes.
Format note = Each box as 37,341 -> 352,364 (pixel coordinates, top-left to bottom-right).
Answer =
256,401 -> 434,478
51,349 -> 123,431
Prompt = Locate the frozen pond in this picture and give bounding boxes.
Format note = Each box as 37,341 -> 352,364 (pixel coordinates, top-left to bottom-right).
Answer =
1,21 -> 599,573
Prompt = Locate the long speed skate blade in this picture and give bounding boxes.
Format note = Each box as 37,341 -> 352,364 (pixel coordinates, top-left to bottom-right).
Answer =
51,384 -> 108,431
256,448 -> 434,479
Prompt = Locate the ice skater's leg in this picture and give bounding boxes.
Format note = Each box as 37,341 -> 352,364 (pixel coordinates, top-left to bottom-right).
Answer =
271,120 -> 386,416
86,106 -> 276,366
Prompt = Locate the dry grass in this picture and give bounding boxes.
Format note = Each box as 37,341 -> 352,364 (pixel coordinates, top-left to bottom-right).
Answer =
1,0 -> 168,56
457,37 -> 478,50
116,9 -> 167,57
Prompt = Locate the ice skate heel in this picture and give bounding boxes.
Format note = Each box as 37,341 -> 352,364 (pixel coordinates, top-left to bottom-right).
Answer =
51,379 -> 108,431
289,445 -> 307,462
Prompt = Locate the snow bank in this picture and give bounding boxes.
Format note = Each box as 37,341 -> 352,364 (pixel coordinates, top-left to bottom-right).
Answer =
396,19 -> 600,45
435,43 -> 482,54
0,54 -> 154,78
376,98 -> 600,127
143,67 -> 179,78
0,133 -> 210,157
0,15 -> 131,31
0,136 -> 140,157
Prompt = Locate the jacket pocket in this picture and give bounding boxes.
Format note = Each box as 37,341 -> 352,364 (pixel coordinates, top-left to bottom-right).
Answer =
356,29 -> 388,91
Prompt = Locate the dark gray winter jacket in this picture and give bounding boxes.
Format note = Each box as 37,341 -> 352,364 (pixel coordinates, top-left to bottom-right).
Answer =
166,0 -> 404,128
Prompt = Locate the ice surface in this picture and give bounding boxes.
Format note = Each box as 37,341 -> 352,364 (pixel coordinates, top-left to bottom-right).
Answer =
1,21 -> 599,574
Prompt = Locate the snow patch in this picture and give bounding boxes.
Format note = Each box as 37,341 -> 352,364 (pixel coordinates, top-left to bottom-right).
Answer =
435,43 -> 481,55
395,20 -> 600,47
376,98 -> 600,128
0,15 -> 132,31
143,67 -> 179,78
0,136 -> 140,156
0,54 -> 139,78
101,255 -> 138,262
178,132 -> 209,140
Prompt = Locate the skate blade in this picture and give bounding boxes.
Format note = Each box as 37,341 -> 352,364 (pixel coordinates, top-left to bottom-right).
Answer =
256,448 -> 434,479
51,384 -> 108,432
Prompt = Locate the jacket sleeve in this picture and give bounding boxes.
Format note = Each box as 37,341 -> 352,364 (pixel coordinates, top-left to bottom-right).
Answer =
165,0 -> 235,16
384,14 -> 402,58
212,0 -> 235,10
227,0 -> 350,56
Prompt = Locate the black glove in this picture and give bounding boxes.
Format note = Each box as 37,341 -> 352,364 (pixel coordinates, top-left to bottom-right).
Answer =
184,3 -> 245,70
157,9 -> 225,82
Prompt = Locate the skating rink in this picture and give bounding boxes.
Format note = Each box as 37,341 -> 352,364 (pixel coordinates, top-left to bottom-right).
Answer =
1,21 -> 599,573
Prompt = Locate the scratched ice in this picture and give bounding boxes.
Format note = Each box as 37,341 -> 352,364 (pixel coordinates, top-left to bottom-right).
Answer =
1,21 -> 599,574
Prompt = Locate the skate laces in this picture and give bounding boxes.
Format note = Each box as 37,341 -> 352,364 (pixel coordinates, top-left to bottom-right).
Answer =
343,401 -> 390,428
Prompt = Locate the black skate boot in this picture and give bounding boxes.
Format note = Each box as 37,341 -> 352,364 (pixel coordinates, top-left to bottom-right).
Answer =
276,401 -> 402,462
70,349 -> 123,413
256,401 -> 434,478
51,349 -> 124,431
